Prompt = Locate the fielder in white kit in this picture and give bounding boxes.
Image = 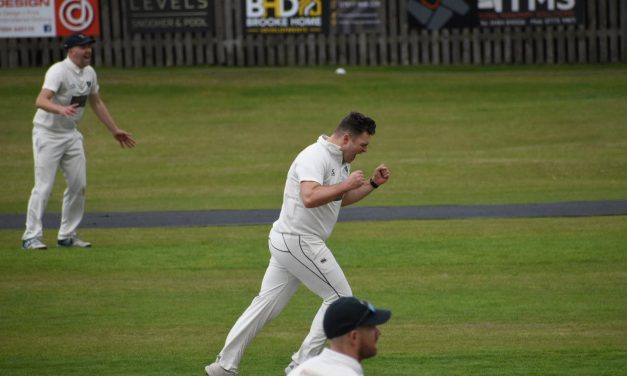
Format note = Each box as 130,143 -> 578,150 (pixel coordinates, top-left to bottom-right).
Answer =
21,33 -> 136,250
205,112 -> 390,376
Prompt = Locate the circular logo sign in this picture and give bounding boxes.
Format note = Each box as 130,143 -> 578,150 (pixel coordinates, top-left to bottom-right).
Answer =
59,0 -> 94,32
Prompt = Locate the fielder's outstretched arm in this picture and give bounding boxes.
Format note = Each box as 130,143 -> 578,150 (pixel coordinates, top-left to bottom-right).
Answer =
89,93 -> 136,148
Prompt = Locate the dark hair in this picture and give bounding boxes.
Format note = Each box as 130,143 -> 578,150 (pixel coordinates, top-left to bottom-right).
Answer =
335,112 -> 376,137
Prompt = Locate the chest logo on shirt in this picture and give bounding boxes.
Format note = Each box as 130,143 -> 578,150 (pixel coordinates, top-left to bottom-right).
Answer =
70,95 -> 88,107
331,169 -> 335,176
78,81 -> 91,91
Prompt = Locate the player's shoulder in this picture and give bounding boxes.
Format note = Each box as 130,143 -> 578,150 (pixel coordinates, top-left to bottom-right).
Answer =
84,64 -> 97,75
291,361 -> 359,376
302,140 -> 322,153
295,141 -> 321,160
42,61 -> 69,87
297,144 -> 332,171
79,65 -> 98,82
46,60 -> 67,75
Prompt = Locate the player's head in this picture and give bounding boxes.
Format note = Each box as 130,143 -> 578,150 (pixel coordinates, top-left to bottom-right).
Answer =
334,112 -> 377,163
64,33 -> 96,68
324,297 -> 391,361
335,112 -> 377,137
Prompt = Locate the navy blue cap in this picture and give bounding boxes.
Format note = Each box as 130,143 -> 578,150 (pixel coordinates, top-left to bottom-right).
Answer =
63,33 -> 96,50
323,297 -> 391,339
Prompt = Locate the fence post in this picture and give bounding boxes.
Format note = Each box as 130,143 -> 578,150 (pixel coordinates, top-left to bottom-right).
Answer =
622,0 -> 627,62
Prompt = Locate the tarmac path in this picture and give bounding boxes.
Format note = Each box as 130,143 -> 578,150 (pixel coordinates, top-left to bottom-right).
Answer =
1,200 -> 626,230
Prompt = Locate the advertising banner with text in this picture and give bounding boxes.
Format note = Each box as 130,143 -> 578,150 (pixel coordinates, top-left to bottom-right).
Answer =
0,0 -> 100,38
126,0 -> 214,33
330,0 -> 383,34
244,0 -> 329,34
408,0 -> 585,30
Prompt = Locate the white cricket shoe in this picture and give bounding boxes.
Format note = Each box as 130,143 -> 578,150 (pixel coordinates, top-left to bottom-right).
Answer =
57,236 -> 91,248
22,237 -> 47,250
205,362 -> 237,376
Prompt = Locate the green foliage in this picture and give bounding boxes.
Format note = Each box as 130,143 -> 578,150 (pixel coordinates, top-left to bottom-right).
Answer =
0,216 -> 626,375
1,65 -> 626,213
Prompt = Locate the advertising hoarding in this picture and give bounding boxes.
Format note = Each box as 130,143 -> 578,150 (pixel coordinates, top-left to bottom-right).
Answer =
407,0 -> 585,30
125,0 -> 214,33
0,0 -> 99,38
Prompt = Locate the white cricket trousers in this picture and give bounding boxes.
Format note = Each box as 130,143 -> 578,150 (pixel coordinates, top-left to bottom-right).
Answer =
216,229 -> 352,372
23,126 -> 86,241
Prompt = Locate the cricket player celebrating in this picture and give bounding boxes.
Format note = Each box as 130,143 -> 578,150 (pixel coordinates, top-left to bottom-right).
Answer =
205,112 -> 390,376
21,33 -> 136,250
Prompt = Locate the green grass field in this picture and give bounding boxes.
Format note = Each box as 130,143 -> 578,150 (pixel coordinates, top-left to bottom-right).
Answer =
0,218 -> 625,375
1,65 -> 626,375
1,65 -> 626,212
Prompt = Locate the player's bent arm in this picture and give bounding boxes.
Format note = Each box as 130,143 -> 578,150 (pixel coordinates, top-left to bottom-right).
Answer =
301,181 -> 352,208
35,89 -> 57,112
341,182 -> 375,207
341,165 -> 390,206
36,88 -> 77,117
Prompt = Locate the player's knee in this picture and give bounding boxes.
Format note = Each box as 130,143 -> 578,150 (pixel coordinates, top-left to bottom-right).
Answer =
33,182 -> 54,198
67,180 -> 86,195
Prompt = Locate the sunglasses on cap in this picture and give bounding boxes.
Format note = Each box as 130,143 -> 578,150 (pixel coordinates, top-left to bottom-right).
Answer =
355,300 -> 377,327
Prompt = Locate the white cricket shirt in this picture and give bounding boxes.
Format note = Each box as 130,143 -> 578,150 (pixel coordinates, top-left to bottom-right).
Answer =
272,135 -> 350,241
33,57 -> 99,132
288,348 -> 364,376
